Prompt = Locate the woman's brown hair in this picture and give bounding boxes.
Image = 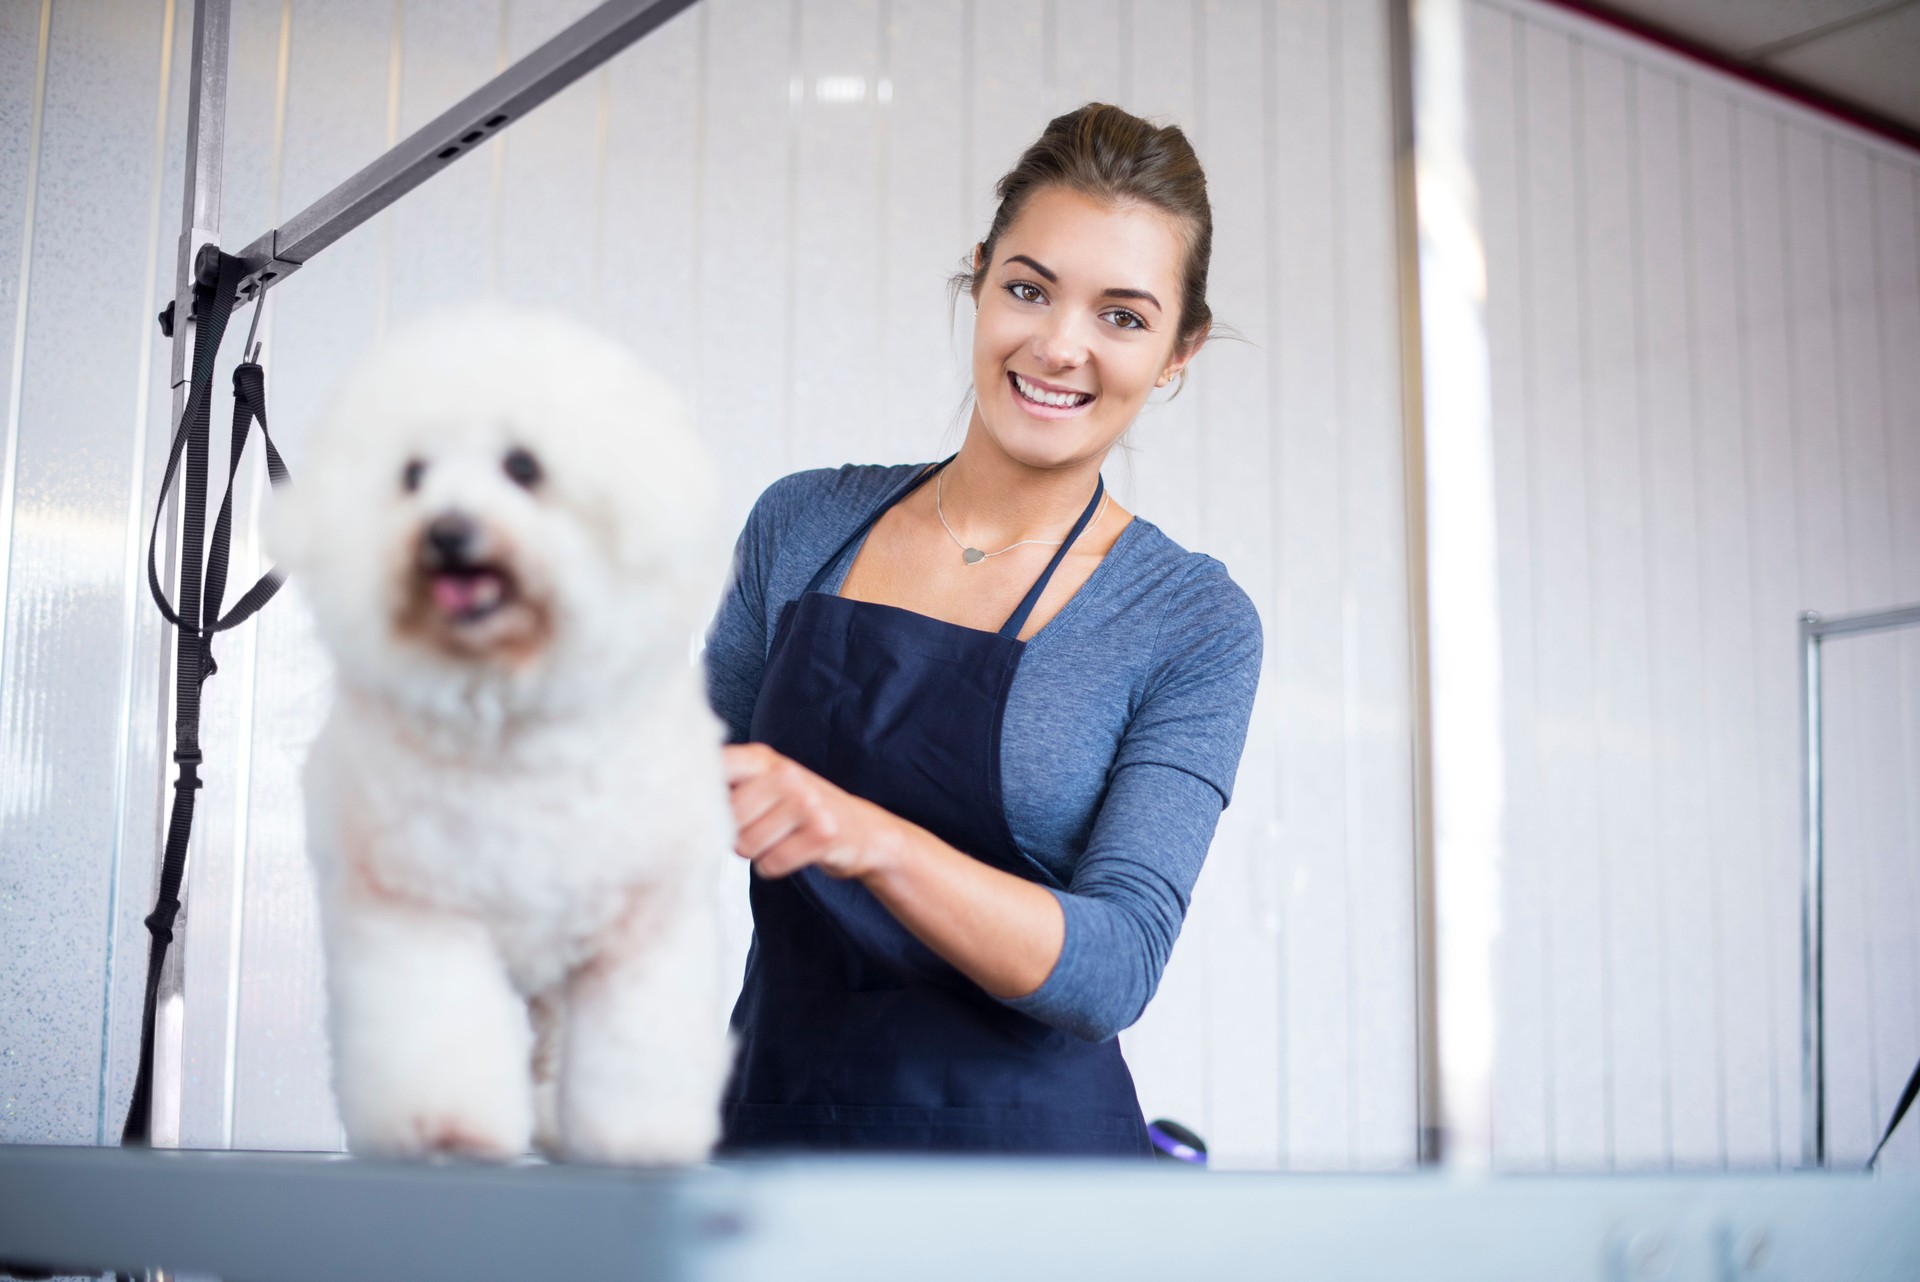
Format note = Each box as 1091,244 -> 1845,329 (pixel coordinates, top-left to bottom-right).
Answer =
953,102 -> 1215,357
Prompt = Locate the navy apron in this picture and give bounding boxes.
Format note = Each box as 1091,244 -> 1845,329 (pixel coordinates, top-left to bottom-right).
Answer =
720,455 -> 1153,1156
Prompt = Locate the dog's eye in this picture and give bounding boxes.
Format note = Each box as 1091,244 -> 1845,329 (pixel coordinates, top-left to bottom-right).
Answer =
503,448 -> 542,489
402,458 -> 426,492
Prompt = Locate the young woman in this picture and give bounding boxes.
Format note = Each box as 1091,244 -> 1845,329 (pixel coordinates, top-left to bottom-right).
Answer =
702,103 -> 1263,1157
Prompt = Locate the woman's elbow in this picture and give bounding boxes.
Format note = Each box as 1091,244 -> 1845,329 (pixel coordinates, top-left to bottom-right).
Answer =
1033,899 -> 1172,1042
1055,976 -> 1155,1044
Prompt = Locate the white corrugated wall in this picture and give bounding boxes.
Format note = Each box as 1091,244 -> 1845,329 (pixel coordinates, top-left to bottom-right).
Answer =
1468,0 -> 1920,1171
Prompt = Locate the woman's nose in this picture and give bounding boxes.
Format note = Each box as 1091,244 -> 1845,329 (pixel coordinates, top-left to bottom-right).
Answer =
1031,312 -> 1089,369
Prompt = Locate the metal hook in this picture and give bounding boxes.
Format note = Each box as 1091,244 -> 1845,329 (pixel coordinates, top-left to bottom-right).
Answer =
240,292 -> 266,366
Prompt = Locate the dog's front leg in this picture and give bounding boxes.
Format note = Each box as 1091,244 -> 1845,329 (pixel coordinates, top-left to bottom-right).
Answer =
557,892 -> 731,1165
529,987 -> 566,1158
324,892 -> 534,1160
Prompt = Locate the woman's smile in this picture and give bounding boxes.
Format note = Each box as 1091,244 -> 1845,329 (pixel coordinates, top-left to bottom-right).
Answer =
1009,370 -> 1095,417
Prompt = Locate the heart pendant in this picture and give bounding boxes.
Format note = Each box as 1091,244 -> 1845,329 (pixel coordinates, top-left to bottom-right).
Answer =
963,548 -> 985,565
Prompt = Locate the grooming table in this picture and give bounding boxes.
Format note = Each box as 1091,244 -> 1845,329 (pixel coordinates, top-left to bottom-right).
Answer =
1,1145 -> 1915,1281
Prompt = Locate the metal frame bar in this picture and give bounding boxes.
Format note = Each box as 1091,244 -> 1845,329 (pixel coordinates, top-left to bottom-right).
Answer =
1394,0 -> 1505,1172
1799,600 -> 1920,1168
1386,0 -> 1443,1170
222,0 -> 699,305
145,0 -> 233,1150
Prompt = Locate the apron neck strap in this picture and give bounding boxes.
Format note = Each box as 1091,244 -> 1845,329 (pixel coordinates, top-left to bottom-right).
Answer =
801,456 -> 1107,642
803,455 -> 956,597
998,471 -> 1104,640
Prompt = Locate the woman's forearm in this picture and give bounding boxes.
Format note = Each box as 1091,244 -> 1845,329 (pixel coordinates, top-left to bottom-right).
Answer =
858,822 -> 1065,1000
721,742 -> 1067,999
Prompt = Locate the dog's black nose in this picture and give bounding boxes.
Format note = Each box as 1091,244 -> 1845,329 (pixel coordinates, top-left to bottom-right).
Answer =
425,512 -> 477,563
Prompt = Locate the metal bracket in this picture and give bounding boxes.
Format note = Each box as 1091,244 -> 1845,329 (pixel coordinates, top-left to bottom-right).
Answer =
235,229 -> 302,305
156,243 -> 225,338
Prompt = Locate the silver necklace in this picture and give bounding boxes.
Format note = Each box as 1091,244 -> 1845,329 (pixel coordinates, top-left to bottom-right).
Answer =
935,468 -> 1109,565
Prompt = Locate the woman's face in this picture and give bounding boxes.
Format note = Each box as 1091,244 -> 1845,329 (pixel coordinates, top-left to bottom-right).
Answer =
969,185 -> 1194,471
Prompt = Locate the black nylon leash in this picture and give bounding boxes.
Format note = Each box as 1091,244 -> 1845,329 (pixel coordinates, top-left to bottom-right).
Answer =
122,247 -> 289,1146
1867,1055 -> 1920,1171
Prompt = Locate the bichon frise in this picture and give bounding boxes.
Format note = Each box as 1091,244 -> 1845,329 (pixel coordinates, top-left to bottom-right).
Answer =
273,307 -> 735,1164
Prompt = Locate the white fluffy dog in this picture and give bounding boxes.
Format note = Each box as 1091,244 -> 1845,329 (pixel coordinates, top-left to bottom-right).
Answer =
273,307 -> 736,1164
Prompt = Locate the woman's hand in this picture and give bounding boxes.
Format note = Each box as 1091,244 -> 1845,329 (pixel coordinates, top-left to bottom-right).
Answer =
721,743 -> 907,882
720,743 -> 1066,1000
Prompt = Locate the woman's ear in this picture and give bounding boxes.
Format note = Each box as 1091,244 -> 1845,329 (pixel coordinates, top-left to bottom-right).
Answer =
1159,325 -> 1210,386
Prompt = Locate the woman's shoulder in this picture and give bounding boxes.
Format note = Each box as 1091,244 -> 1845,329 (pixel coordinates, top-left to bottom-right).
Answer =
746,461 -> 927,535
1115,519 -> 1261,635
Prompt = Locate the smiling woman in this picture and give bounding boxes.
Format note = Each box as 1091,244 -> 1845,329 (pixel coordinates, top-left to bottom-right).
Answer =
703,103 -> 1263,1158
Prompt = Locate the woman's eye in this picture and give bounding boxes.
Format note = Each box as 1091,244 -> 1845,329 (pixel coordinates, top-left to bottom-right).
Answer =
1104,309 -> 1147,331
1006,281 -> 1045,304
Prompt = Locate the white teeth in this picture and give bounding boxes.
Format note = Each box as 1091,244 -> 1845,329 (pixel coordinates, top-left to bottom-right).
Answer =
1014,373 -> 1089,409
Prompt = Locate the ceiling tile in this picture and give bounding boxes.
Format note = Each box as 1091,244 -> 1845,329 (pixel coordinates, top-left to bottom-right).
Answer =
1760,4 -> 1920,127
1587,0 -> 1900,55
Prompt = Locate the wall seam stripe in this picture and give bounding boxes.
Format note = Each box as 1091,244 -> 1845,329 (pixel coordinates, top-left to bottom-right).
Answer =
783,0 -> 799,473
1330,0 -> 1360,1170
223,0 -> 292,1148
1767,109 -> 1793,1167
1511,9 -> 1558,1170
0,0 -> 53,756
1826,135 -> 1883,1149
1902,167 -> 1920,1054
1675,78 -> 1732,1171
99,0 -> 179,1146
1623,58 -> 1675,1170
1567,33 -> 1616,1173
376,0 -> 403,336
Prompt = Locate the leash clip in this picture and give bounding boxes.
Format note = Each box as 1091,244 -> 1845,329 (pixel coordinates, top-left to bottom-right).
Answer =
172,747 -> 203,777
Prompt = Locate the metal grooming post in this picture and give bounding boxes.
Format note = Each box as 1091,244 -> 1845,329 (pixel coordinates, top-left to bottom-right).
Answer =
144,0 -> 699,1147
1799,600 -> 1920,1169
144,0 -> 230,1148
1393,0 -> 1505,1171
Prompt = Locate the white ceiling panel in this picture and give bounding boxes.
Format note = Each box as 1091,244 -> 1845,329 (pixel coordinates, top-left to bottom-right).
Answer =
1595,0 -> 1905,53
1762,3 -> 1920,125
1565,0 -> 1920,136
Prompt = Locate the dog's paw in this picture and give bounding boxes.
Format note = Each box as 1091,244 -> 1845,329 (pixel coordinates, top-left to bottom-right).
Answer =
348,1109 -> 528,1162
556,1110 -> 721,1167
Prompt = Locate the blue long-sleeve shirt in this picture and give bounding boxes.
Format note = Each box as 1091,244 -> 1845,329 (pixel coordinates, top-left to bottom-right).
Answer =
702,462 -> 1263,1042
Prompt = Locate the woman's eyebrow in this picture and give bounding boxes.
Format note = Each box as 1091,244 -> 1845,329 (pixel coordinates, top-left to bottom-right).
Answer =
1005,254 -> 1163,312
1006,253 -> 1057,283
1103,287 -> 1162,312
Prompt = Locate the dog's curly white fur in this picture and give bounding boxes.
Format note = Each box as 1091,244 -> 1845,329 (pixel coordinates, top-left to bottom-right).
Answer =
274,307 -> 735,1164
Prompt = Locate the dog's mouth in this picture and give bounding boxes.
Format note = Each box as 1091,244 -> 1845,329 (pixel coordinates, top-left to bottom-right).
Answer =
428,563 -> 517,624
399,516 -> 552,664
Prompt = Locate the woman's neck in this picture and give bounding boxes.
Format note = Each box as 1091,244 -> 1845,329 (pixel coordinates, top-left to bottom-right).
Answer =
933,425 -> 1108,547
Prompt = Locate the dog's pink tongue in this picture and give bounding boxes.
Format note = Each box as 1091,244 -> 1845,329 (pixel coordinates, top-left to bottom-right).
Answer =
432,572 -> 494,615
